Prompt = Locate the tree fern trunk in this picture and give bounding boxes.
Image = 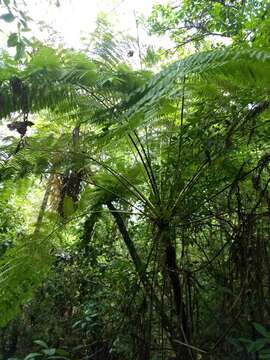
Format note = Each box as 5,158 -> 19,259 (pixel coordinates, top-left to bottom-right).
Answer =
106,201 -> 193,359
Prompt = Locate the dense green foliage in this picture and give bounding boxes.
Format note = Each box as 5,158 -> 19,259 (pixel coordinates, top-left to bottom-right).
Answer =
1,1 -> 270,359
147,0 -> 270,48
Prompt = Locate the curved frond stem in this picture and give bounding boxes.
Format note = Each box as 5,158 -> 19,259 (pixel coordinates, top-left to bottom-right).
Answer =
133,130 -> 161,205
76,84 -> 114,109
0,259 -> 26,282
83,178 -> 147,216
170,159 -> 209,218
128,133 -> 160,206
83,153 -> 159,216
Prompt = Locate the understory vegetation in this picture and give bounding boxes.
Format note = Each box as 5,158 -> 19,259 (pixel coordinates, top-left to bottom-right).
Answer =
1,0 -> 270,359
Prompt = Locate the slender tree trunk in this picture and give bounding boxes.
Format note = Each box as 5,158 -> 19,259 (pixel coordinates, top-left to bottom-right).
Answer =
160,227 -> 192,359
106,201 -> 193,359
106,201 -> 143,274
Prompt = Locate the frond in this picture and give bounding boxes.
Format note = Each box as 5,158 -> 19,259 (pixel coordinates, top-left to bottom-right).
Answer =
0,236 -> 52,327
129,47 -> 270,116
86,163 -> 145,208
99,47 -> 270,140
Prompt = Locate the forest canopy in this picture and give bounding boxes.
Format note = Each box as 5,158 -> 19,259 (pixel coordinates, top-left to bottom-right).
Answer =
0,1 -> 270,359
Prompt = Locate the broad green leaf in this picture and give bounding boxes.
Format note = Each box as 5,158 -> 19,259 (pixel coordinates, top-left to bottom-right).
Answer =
15,42 -> 25,61
254,323 -> 270,338
0,13 -> 15,22
7,33 -> 18,47
24,353 -> 42,360
238,337 -> 252,344
72,320 -> 82,328
28,47 -> 60,70
55,349 -> 70,356
42,348 -> 56,356
34,339 -> 48,348
247,339 -> 267,353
